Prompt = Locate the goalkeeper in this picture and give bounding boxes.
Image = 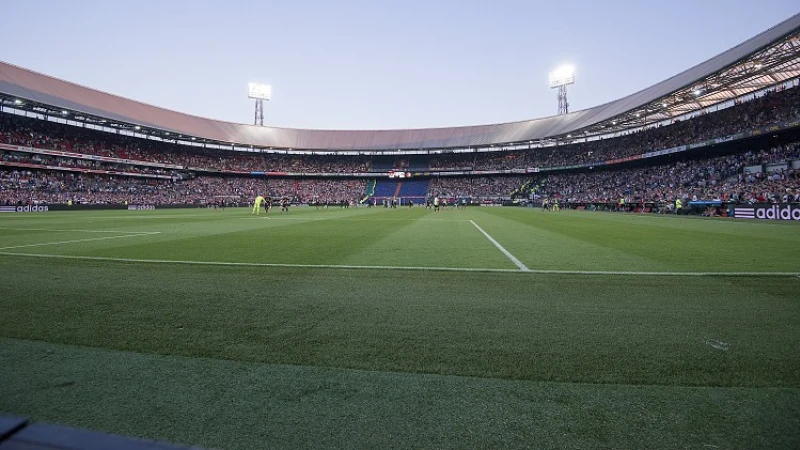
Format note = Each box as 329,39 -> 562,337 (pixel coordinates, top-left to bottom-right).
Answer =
252,195 -> 265,215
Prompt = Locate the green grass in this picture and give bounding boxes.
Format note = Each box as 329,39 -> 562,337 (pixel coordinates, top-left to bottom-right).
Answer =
1,206 -> 799,449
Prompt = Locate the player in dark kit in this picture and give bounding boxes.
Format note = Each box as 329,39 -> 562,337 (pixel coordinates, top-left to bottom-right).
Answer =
280,198 -> 289,213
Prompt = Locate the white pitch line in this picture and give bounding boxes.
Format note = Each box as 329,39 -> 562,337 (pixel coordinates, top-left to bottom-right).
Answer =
334,218 -> 469,222
0,227 -> 157,234
0,232 -> 161,251
26,214 -> 229,220
240,216 -> 323,221
240,217 -> 467,222
0,251 -> 797,277
0,252 -> 521,273
470,220 -> 531,272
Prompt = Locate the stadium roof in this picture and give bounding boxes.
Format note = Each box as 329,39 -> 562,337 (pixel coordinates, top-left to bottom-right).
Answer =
1,14 -> 799,152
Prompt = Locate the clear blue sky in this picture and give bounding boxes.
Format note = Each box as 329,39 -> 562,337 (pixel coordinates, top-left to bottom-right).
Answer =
1,0 -> 797,130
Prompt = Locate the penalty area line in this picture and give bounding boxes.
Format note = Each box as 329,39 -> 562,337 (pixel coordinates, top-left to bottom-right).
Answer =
0,251 -> 797,277
0,227 -> 159,234
470,220 -> 531,272
0,232 -> 161,251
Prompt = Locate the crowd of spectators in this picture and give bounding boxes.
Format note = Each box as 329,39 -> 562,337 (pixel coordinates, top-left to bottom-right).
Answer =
0,114 -> 372,174
539,141 -> 800,204
2,84 -> 799,177
0,170 -> 265,206
3,138 -> 798,206
0,114 -> 265,171
0,149 -> 186,179
428,176 -> 528,200
263,155 -> 371,173
263,178 -> 366,204
0,169 -> 367,206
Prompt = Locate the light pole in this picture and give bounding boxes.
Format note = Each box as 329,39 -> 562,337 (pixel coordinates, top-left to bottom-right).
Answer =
248,82 -> 272,126
549,65 -> 575,115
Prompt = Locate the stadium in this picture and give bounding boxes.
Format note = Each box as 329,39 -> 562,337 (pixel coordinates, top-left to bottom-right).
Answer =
1,8 -> 799,450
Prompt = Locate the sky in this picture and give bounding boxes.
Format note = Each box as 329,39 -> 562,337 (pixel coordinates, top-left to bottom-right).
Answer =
1,0 -> 797,130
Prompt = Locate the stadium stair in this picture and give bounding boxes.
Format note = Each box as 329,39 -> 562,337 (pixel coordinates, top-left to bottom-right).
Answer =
511,179 -> 532,198
393,182 -> 403,199
530,180 -> 543,196
360,179 -> 376,203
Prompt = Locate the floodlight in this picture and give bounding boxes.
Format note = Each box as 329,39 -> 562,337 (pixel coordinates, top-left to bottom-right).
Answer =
61,110 -> 68,115
14,99 -> 22,105
548,65 -> 575,88
549,65 -> 576,115
134,125 -> 141,130
248,83 -> 272,100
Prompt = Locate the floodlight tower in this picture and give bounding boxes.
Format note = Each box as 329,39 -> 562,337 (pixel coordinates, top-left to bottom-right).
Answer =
248,82 -> 272,126
548,65 -> 575,115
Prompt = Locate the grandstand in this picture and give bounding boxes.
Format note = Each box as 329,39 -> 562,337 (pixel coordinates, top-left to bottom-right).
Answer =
1,80 -> 799,208
1,12 -> 800,450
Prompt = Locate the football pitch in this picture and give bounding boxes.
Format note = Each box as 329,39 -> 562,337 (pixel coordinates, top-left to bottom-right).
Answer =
1,206 -> 799,449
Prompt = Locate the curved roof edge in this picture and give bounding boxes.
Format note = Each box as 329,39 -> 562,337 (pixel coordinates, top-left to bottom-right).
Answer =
1,14 -> 799,151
